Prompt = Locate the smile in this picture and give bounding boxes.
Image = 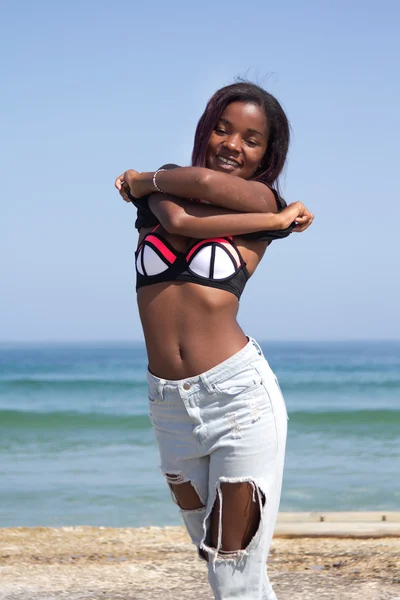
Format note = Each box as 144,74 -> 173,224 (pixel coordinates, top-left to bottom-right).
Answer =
216,155 -> 241,168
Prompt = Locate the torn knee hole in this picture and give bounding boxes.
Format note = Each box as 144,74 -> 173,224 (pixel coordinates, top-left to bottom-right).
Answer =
217,549 -> 242,560
165,472 -> 188,485
164,473 -> 205,511
207,480 -> 266,555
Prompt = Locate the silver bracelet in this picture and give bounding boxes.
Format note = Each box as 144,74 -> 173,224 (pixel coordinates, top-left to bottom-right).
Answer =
152,168 -> 167,193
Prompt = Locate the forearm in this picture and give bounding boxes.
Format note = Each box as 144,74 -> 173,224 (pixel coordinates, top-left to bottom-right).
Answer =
135,167 -> 279,213
148,194 -> 287,239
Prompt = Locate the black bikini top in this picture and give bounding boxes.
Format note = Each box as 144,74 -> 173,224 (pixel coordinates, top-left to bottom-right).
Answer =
135,226 -> 249,300
131,164 -> 294,299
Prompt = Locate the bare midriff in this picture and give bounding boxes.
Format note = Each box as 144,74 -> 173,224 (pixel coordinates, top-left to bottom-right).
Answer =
138,282 -> 248,379
136,228 -> 267,381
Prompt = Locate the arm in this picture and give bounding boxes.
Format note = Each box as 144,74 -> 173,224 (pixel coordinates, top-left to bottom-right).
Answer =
121,167 -> 281,214
148,193 -> 298,239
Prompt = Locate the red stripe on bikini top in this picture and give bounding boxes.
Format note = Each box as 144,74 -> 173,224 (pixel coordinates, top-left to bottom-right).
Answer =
138,235 -> 177,264
138,228 -> 239,268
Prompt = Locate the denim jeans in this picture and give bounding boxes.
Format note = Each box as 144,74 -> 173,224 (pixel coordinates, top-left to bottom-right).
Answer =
147,338 -> 288,600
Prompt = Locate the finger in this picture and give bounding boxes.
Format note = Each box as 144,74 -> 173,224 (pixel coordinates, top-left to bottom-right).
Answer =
120,181 -> 129,192
118,185 -> 130,201
293,218 -> 311,228
114,173 -> 126,191
293,221 -> 311,232
120,190 -> 131,203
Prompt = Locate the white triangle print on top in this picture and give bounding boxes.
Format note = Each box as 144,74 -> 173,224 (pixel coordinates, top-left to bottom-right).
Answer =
136,250 -> 144,275
188,245 -> 213,278
143,245 -> 170,275
188,245 -> 236,279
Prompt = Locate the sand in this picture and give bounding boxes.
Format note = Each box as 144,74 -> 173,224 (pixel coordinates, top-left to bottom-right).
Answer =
1,516 -> 399,599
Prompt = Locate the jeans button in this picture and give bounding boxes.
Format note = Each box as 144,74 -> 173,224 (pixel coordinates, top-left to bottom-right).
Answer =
183,382 -> 191,391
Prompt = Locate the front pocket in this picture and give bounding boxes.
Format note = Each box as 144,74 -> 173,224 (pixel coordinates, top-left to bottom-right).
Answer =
213,366 -> 262,396
148,387 -> 164,404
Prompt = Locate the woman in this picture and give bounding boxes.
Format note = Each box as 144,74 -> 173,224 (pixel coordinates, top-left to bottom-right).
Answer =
115,82 -> 313,600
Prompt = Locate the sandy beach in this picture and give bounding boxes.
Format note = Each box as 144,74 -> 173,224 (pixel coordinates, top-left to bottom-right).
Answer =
1,513 -> 399,600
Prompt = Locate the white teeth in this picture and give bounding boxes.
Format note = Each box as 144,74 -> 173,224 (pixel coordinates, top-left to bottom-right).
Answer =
218,156 -> 240,167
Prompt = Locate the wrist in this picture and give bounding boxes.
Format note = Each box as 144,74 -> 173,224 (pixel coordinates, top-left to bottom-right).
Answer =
280,206 -> 298,229
265,213 -> 284,230
135,172 -> 155,197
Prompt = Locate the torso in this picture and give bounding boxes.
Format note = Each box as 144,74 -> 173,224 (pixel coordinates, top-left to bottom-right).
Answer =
136,226 -> 269,379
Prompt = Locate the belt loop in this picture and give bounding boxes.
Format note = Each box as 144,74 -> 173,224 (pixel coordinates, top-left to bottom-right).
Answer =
250,337 -> 263,357
200,373 -> 214,394
157,379 -> 166,400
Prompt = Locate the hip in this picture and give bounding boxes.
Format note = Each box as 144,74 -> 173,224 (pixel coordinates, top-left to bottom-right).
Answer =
147,337 -> 288,425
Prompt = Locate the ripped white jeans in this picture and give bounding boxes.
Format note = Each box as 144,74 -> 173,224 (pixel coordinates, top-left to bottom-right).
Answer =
147,338 -> 288,600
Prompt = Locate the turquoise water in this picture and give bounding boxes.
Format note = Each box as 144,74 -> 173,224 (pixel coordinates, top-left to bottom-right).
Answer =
0,341 -> 399,527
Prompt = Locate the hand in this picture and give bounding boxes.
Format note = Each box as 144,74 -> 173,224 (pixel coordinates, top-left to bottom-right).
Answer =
282,201 -> 314,232
292,202 -> 314,232
115,170 -> 141,202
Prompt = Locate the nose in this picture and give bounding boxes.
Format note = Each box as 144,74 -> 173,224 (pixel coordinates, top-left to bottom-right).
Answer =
223,133 -> 241,153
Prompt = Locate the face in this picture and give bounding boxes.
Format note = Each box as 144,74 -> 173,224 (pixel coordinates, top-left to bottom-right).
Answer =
206,101 -> 268,179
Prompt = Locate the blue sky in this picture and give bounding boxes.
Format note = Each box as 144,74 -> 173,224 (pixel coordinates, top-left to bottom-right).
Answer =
1,0 -> 399,342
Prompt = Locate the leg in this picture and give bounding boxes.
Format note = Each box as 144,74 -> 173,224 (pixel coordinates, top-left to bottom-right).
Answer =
165,473 -> 205,510
210,481 -> 263,553
163,470 -> 209,557
210,480 -> 278,600
155,460 -> 209,551
148,381 -> 210,550
200,361 -> 287,599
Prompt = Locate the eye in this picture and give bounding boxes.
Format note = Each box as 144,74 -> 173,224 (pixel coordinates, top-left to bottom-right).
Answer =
245,139 -> 258,147
214,127 -> 227,135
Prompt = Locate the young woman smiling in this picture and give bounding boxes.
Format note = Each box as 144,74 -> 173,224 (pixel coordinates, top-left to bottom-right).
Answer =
115,82 -> 313,600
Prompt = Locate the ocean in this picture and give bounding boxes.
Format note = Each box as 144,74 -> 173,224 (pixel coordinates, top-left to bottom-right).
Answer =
0,341 -> 399,528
